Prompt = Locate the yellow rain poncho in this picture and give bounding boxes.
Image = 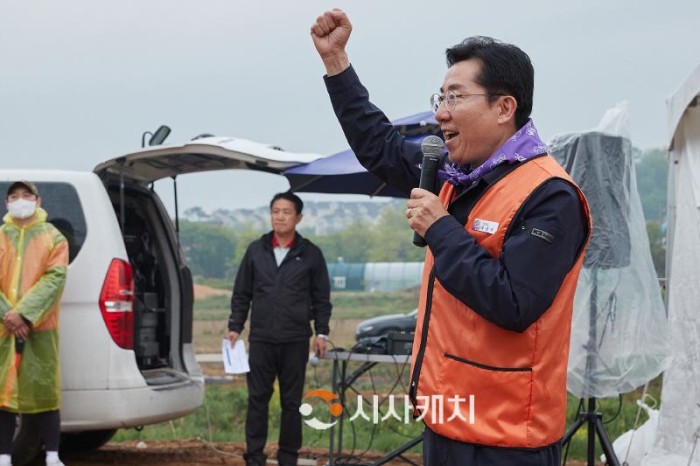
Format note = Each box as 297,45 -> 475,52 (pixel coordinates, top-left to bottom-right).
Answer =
0,207 -> 68,413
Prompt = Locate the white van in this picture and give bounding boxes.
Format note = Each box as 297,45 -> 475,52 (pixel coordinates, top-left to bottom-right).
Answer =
2,136 -> 321,465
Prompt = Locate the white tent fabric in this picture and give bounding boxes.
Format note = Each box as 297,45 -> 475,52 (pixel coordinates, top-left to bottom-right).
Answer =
549,104 -> 670,399
642,64 -> 700,466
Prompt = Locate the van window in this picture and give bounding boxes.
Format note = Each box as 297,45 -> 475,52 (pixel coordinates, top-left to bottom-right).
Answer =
0,182 -> 87,263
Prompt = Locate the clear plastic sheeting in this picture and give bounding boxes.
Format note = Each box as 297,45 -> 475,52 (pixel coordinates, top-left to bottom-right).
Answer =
642,65 -> 700,466
549,103 -> 670,399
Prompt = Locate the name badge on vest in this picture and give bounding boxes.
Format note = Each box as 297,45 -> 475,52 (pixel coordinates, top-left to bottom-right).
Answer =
472,218 -> 499,235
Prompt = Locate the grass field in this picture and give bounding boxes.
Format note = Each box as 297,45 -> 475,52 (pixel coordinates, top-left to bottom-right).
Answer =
115,287 -> 663,462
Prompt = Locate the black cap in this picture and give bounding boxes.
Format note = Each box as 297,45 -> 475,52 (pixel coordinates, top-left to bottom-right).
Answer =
7,181 -> 39,198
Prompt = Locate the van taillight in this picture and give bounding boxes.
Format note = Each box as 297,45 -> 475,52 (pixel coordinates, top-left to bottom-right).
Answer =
99,258 -> 134,349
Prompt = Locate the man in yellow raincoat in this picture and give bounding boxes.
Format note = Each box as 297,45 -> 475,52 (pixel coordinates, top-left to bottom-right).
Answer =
0,181 -> 68,466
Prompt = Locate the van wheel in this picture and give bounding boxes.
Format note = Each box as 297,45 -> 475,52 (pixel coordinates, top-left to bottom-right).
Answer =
11,415 -> 44,466
60,429 -> 118,453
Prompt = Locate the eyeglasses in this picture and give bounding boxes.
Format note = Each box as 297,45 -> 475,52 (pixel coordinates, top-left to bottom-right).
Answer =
430,91 -> 505,114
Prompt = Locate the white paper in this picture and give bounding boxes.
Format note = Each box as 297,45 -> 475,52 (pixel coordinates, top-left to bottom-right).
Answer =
222,339 -> 250,374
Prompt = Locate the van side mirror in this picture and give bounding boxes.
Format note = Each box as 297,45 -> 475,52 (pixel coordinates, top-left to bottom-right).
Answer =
141,125 -> 171,147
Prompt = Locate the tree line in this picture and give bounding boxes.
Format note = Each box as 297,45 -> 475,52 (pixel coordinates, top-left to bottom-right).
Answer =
180,148 -> 668,281
179,201 -> 426,282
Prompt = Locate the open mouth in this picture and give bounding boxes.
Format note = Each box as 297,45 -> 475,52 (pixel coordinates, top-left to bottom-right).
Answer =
443,130 -> 458,142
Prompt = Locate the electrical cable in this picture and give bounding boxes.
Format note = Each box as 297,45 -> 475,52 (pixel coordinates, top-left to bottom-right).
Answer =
352,366 -> 379,463
369,360 -> 420,441
602,394 -> 624,424
327,339 -> 365,465
342,357 -> 416,464
324,338 -> 418,465
305,353 -> 328,448
199,386 -> 245,459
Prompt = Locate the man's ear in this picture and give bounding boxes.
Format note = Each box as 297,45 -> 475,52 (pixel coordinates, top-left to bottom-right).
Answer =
496,95 -> 518,125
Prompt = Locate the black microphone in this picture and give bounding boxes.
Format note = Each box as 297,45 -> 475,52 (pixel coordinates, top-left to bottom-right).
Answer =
413,135 -> 445,247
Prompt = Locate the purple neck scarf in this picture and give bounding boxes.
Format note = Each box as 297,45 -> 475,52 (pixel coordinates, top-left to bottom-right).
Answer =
437,119 -> 548,187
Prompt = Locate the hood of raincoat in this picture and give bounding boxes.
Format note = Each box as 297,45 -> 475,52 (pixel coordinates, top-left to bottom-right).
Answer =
2,206 -> 48,228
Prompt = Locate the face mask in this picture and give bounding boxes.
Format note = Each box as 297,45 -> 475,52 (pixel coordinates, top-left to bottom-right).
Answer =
7,199 -> 37,220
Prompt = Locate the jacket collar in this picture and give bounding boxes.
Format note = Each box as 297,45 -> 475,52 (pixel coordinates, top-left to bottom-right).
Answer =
271,233 -> 297,249
2,207 -> 48,229
262,230 -> 304,252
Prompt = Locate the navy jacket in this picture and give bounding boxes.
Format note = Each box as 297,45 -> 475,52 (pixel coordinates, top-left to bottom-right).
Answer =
325,65 -> 588,333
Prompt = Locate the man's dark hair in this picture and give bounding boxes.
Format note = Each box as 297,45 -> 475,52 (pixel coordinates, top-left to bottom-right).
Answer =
270,191 -> 304,215
446,36 -> 534,129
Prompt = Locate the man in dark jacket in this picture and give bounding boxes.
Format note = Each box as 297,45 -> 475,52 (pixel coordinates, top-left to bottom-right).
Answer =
227,192 -> 332,466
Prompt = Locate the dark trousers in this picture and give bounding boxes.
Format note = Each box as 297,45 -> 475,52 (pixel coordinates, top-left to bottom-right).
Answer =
0,409 -> 61,454
244,340 -> 309,466
423,427 -> 561,466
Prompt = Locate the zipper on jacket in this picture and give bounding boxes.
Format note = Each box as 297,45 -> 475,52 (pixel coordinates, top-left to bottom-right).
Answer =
409,268 -> 436,402
274,236 -> 305,269
444,352 -> 532,372
8,228 -> 26,304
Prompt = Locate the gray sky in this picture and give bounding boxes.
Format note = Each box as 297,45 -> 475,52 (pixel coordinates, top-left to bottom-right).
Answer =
2,0 -> 699,213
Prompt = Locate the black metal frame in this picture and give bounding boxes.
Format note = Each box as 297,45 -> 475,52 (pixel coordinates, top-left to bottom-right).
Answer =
562,269 -> 621,466
326,352 -> 420,466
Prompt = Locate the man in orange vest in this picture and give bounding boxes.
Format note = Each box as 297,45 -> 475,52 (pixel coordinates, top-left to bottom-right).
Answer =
311,10 -> 591,466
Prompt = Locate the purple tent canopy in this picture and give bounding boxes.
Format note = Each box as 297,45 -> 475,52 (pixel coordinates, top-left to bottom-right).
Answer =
284,112 -> 441,198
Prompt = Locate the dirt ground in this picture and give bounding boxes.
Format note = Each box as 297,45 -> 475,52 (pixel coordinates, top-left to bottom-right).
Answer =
193,284 -> 231,300
57,440 -> 594,465
59,439 -> 424,466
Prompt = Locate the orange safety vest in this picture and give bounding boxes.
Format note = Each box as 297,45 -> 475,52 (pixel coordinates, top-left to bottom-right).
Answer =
409,155 -> 591,448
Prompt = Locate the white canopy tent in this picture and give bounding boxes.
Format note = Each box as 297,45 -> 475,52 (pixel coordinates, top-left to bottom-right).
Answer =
642,64 -> 700,466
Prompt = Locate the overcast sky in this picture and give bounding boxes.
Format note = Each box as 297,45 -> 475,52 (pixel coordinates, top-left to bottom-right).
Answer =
1,0 -> 699,213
